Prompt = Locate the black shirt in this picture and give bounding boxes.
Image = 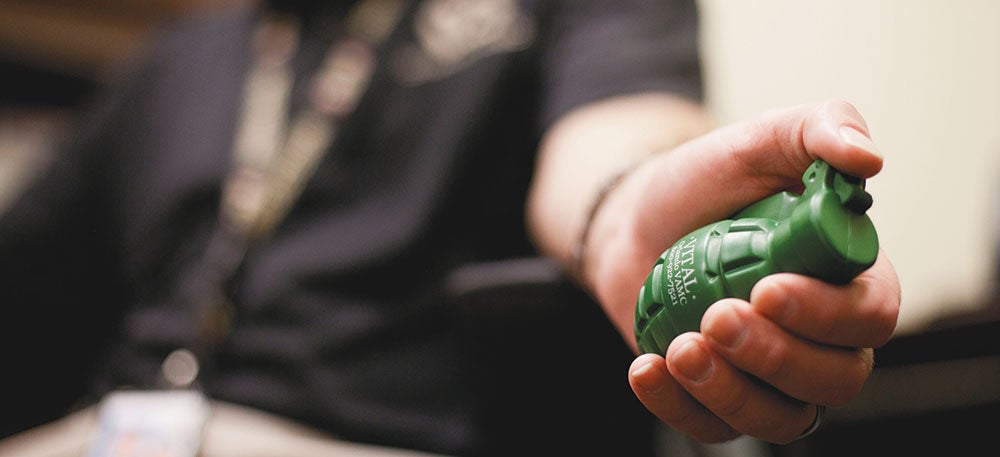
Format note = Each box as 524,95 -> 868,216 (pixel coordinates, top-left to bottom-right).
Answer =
0,0 -> 702,454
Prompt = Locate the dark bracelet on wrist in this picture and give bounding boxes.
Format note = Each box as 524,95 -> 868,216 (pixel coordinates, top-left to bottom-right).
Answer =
570,159 -> 645,286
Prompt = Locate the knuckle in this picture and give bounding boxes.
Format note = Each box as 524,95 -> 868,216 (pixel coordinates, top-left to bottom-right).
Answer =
772,409 -> 816,445
826,350 -> 873,406
857,287 -> 900,347
756,338 -> 792,380
827,383 -> 861,407
741,408 -> 805,444
696,427 -> 743,444
713,379 -> 753,418
812,303 -> 840,343
662,404 -> 741,444
821,98 -> 857,114
873,293 -> 901,345
676,411 -> 743,444
662,401 -> 702,427
662,409 -> 696,430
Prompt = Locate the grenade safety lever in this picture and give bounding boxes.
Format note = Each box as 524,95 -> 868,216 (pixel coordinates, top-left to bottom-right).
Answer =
633,159 -> 879,355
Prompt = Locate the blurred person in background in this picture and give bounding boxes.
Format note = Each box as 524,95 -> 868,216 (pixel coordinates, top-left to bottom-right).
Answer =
0,0 -> 900,456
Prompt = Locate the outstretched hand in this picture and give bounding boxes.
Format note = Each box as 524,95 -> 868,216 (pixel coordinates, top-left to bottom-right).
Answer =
584,100 -> 900,443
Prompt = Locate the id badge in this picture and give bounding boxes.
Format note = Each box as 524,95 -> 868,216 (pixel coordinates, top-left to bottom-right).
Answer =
87,390 -> 210,457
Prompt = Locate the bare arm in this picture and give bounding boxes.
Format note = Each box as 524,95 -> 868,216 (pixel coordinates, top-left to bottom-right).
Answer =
527,91 -> 711,288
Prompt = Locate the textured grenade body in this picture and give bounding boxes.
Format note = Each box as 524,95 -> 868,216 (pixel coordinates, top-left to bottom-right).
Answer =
634,160 -> 879,355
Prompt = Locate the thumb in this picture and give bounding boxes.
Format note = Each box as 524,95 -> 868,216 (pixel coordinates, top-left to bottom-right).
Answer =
633,99 -> 883,247
717,98 -> 883,179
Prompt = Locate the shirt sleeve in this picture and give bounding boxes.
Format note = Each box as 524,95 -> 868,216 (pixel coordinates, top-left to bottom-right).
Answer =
540,0 -> 703,127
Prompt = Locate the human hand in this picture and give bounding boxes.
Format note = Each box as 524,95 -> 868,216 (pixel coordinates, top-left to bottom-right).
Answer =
583,100 -> 900,443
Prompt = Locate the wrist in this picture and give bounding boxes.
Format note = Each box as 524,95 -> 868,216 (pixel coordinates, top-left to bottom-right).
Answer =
576,150 -> 662,292
571,160 -> 642,286
581,154 -> 661,342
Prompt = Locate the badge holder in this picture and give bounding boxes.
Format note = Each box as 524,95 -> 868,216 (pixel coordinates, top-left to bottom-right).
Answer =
87,389 -> 209,457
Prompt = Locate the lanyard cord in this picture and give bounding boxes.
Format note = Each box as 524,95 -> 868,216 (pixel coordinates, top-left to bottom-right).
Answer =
159,0 -> 407,389
229,0 -> 406,240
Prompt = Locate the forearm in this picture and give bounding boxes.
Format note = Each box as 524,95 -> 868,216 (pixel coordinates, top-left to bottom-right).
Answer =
526,92 -> 711,336
527,93 -> 709,268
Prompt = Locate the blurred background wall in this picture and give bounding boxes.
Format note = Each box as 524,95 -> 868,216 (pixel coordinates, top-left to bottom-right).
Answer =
2,0 -> 999,335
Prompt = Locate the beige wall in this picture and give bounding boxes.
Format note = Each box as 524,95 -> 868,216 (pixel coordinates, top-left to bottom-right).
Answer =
699,0 -> 1000,333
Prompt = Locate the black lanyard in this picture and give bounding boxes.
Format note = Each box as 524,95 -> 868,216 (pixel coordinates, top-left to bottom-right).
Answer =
158,0 -> 407,389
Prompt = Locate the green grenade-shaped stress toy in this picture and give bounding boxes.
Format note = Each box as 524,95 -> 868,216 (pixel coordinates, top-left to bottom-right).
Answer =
634,159 -> 879,355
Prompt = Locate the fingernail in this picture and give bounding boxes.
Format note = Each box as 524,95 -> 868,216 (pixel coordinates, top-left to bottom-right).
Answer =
669,340 -> 713,383
751,278 -> 796,324
772,291 -> 798,323
704,304 -> 747,349
630,361 -> 664,394
839,126 -> 882,159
